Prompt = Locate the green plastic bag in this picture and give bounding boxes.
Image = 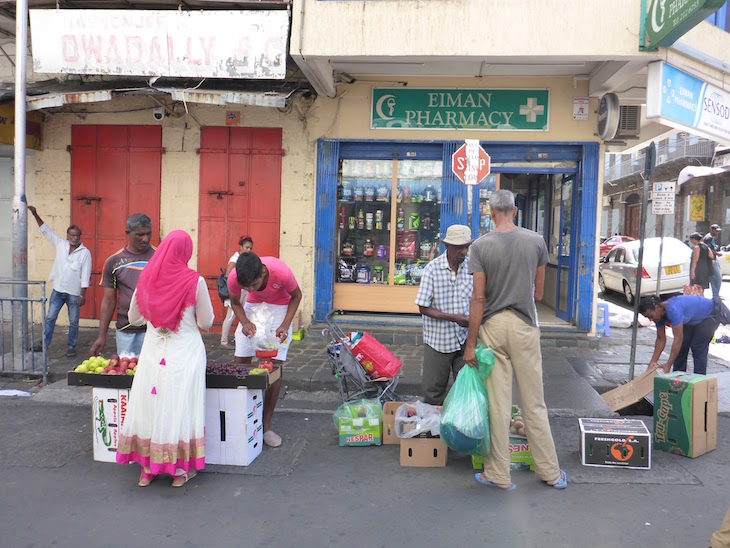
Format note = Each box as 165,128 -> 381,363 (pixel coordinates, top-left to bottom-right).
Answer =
439,344 -> 495,457
332,398 -> 382,430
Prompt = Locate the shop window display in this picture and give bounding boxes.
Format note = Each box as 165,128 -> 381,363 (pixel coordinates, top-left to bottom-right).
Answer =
336,159 -> 442,287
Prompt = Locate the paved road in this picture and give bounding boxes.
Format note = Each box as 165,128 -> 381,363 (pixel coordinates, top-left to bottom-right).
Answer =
1,399 -> 729,548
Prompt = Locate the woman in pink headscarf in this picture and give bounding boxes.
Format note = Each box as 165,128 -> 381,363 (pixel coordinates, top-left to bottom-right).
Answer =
116,230 -> 214,488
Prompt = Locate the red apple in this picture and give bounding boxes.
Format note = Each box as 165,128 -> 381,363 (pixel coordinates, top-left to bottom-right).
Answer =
120,359 -> 130,369
108,370 -> 118,375
109,357 -> 119,367
130,357 -> 138,364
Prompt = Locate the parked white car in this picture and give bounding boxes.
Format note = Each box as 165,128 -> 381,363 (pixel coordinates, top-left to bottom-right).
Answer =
598,237 -> 691,304
719,247 -> 730,277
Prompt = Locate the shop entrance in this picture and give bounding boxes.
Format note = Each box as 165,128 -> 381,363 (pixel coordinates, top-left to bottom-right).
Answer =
197,127 -> 283,327
70,125 -> 163,320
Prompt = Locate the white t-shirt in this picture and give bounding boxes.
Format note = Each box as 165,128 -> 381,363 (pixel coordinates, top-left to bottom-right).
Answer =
226,252 -> 247,305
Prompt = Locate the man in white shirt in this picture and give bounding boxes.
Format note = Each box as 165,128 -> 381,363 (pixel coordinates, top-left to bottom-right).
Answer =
29,206 -> 92,357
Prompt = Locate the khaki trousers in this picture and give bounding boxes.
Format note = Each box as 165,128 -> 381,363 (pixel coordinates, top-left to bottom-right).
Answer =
711,508 -> 730,548
480,309 -> 560,484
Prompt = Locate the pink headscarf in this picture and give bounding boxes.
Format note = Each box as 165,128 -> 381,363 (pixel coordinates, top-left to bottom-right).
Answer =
135,230 -> 200,332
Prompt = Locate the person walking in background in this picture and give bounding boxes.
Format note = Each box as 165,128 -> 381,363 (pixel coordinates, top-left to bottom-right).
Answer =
689,232 -> 714,293
464,189 -> 566,491
28,206 -> 91,357
221,236 -> 253,347
640,295 -> 718,375
228,252 -> 302,448
415,224 -> 473,405
116,230 -> 214,487
702,224 -> 723,301
90,214 -> 155,357
710,507 -> 730,548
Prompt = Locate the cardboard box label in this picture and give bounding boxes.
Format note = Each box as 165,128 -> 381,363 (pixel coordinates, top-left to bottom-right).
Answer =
92,388 -> 129,463
339,417 -> 382,446
471,436 -> 534,471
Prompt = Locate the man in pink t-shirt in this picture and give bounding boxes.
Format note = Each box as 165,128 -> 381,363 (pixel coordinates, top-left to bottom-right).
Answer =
228,253 -> 302,448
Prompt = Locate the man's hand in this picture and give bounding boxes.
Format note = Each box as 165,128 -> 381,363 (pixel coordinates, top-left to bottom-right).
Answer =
455,314 -> 470,328
241,321 -> 256,337
463,344 -> 477,367
276,323 -> 289,342
78,295 -> 86,307
28,205 -> 37,215
89,336 -> 106,356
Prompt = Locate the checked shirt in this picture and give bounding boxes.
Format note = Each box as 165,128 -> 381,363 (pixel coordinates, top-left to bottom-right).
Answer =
415,253 -> 473,353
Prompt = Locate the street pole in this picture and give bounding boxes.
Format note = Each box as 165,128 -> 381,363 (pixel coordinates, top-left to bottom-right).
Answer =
12,0 -> 28,370
629,142 -> 656,381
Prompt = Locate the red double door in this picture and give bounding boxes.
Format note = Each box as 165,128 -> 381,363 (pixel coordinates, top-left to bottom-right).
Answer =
70,125 -> 163,320
197,127 -> 282,327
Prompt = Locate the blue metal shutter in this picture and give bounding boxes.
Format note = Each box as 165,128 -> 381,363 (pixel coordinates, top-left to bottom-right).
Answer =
577,143 -> 599,330
314,139 -> 340,322
441,142 -> 468,246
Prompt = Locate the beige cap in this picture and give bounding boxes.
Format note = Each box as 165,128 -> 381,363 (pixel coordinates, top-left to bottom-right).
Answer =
441,224 -> 473,246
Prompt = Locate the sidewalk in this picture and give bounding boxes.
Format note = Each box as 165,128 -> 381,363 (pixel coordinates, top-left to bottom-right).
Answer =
3,321 -> 730,415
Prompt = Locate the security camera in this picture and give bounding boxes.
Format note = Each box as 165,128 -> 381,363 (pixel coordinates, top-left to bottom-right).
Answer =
152,107 -> 165,121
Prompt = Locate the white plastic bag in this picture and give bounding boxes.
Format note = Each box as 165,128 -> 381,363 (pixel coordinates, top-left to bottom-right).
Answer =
248,303 -> 279,351
394,401 -> 442,438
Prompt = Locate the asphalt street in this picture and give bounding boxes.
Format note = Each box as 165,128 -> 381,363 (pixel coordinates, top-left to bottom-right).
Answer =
1,398 -> 729,548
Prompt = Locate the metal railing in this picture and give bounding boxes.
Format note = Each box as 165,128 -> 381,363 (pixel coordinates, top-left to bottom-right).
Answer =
0,280 -> 47,384
605,137 -> 716,183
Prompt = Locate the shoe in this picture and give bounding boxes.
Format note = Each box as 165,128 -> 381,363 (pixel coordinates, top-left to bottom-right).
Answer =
263,430 -> 282,448
67,348 -> 77,357
474,473 -> 516,491
172,469 -> 197,487
138,470 -> 155,487
547,469 -> 568,490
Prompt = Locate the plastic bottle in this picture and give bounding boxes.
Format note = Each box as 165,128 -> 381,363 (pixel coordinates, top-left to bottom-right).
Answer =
397,207 -> 405,232
357,209 -> 365,230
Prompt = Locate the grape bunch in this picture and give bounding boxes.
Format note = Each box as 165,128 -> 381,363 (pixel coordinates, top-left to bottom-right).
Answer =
206,363 -> 250,378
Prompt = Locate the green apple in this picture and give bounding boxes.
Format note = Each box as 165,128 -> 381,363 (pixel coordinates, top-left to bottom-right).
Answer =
74,364 -> 88,373
94,366 -> 104,374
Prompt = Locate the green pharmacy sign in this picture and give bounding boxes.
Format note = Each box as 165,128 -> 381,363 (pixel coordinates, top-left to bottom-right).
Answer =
643,0 -> 726,51
371,88 -> 549,131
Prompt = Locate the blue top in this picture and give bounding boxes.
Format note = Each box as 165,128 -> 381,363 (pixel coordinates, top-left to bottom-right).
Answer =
656,296 -> 715,328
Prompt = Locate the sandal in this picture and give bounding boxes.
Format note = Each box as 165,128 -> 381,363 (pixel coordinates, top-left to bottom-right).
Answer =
474,473 -> 516,491
172,469 -> 197,488
547,469 -> 568,490
138,470 -> 155,487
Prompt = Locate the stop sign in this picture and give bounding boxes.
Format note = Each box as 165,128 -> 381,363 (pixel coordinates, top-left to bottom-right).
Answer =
452,142 -> 490,185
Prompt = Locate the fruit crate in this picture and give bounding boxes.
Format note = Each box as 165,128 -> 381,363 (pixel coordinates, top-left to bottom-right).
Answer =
205,365 -> 282,389
67,372 -> 133,389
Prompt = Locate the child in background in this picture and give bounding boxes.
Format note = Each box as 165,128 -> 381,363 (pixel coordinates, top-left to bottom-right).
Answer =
221,236 -> 253,346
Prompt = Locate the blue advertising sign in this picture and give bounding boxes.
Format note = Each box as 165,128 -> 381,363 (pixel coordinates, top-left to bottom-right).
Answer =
647,62 -> 730,144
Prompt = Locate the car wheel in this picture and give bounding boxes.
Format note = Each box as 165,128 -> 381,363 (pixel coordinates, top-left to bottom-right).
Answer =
623,281 -> 634,304
598,273 -> 607,294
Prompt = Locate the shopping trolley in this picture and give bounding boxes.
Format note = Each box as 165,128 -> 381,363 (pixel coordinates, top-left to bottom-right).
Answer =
322,311 -> 400,404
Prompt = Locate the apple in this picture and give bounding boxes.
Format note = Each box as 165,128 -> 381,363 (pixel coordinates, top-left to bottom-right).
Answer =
126,369 -> 135,376
130,357 -> 138,365
108,370 -> 118,375
109,357 -> 119,368
95,366 -> 104,374
120,358 -> 130,369
74,364 -> 88,373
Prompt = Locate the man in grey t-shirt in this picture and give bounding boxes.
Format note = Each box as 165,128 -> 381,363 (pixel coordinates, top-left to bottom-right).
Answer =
464,189 -> 566,491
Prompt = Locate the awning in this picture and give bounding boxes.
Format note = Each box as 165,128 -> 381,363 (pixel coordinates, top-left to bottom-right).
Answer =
677,165 -> 729,185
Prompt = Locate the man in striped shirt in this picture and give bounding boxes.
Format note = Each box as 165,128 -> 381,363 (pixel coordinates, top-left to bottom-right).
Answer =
415,224 -> 473,405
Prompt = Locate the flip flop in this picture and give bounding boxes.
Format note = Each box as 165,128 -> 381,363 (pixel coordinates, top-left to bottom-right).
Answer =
548,469 -> 568,490
172,469 -> 197,488
474,473 -> 516,491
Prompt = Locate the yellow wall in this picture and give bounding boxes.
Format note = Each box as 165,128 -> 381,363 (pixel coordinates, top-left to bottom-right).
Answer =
29,96 -> 315,328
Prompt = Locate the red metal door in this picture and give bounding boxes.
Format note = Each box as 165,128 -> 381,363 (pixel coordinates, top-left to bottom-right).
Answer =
198,127 -> 282,327
70,125 -> 162,320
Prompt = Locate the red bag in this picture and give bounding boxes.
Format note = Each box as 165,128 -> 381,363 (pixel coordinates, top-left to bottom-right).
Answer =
348,331 -> 402,380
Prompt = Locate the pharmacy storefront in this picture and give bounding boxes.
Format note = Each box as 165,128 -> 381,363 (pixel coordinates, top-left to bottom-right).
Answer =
312,84 -> 601,331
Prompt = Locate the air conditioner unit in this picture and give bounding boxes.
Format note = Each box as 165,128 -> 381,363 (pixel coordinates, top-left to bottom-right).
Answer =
602,196 -> 610,207
615,105 -> 640,139
657,154 -> 668,165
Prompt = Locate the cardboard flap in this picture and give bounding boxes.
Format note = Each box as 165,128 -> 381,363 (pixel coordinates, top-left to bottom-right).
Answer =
601,368 -> 658,412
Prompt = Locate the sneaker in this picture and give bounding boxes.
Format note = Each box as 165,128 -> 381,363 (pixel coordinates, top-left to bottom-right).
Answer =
67,348 -> 77,357
263,430 -> 282,448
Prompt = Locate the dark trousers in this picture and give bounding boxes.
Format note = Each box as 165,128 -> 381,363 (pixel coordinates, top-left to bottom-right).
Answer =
421,343 -> 466,406
673,317 -> 719,375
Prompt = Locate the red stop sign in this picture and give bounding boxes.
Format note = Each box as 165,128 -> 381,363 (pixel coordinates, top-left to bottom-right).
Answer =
451,143 -> 491,185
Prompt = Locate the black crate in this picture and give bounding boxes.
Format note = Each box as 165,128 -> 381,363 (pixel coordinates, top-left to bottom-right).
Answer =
67,372 -> 134,389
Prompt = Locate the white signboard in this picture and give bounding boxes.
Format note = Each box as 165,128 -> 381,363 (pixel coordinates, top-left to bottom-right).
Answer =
647,62 -> 730,145
573,97 -> 589,120
29,9 -> 288,79
652,182 -> 676,215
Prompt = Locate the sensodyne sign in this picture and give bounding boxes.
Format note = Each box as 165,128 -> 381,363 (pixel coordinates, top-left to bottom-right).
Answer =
646,62 -> 730,144
371,88 -> 549,131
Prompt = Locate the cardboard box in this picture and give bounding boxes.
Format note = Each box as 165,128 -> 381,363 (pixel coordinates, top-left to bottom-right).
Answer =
338,417 -> 382,446
400,436 -> 448,467
92,388 -> 130,463
383,401 -> 442,445
471,436 -> 535,471
579,418 -> 651,469
205,388 -> 263,466
291,310 -> 305,341
653,372 -> 718,458
601,368 -> 658,412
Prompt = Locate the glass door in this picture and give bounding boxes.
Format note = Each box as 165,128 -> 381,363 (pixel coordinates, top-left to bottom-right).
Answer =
556,175 -> 575,322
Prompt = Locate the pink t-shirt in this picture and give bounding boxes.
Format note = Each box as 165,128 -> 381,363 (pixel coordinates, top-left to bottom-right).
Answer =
228,256 -> 298,306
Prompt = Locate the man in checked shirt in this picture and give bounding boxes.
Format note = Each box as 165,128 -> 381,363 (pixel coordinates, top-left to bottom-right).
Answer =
415,224 -> 473,405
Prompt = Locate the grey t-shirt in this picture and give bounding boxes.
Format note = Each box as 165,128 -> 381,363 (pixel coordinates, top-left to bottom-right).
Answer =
468,227 -> 548,327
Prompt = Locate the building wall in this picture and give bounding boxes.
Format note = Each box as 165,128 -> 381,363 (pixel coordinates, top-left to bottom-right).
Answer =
28,96 -> 315,327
